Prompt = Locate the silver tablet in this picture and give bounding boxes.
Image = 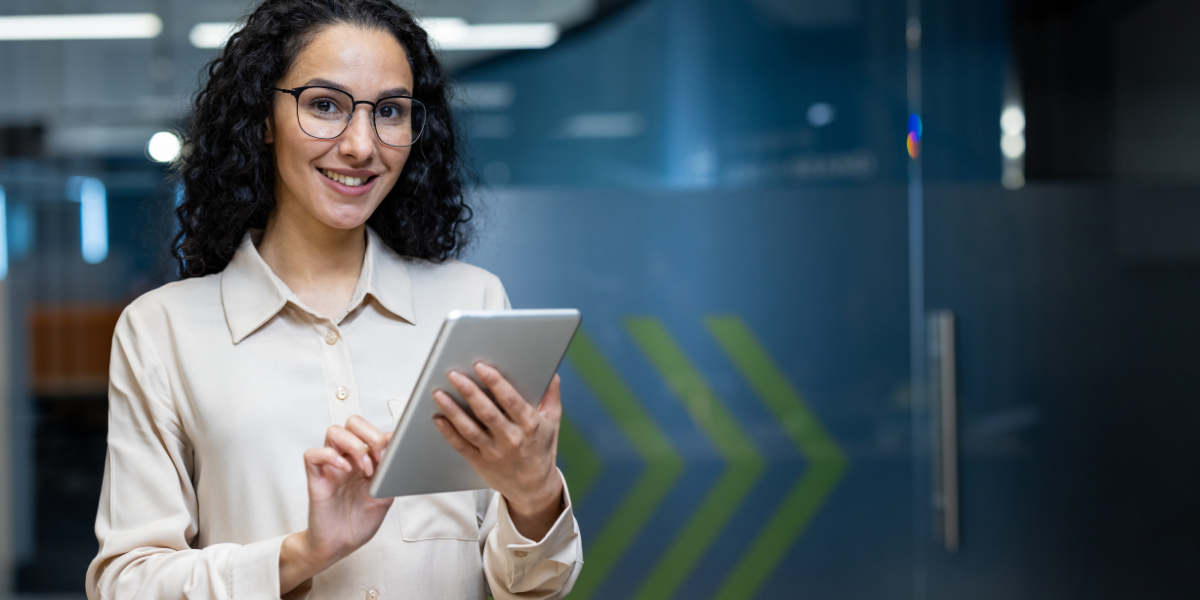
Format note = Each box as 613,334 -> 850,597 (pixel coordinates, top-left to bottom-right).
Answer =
370,309 -> 581,498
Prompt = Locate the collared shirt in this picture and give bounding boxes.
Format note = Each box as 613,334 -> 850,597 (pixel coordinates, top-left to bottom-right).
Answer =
86,228 -> 582,600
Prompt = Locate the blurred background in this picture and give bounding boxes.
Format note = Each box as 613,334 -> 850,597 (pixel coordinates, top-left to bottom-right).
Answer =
1,0 -> 1199,597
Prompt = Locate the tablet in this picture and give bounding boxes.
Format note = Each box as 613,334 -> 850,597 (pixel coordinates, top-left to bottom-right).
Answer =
370,308 -> 582,498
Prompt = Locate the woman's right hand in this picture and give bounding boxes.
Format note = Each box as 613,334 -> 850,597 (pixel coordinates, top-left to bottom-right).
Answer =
279,416 -> 395,594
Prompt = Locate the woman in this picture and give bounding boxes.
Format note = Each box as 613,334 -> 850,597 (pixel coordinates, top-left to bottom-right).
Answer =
85,1 -> 581,598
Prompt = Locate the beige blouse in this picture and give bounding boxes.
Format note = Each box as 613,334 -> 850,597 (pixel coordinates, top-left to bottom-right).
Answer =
85,228 -> 582,600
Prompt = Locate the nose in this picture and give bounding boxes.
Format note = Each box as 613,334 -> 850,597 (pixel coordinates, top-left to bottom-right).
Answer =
337,104 -> 378,161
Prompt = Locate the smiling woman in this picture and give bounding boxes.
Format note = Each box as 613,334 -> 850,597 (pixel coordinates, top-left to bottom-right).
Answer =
174,0 -> 468,278
85,1 -> 582,599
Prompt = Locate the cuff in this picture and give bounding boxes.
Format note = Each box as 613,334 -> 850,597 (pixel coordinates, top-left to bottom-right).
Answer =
493,469 -> 580,586
231,534 -> 288,599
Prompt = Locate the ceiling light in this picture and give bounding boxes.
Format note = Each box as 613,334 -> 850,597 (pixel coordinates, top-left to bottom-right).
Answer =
190,19 -> 558,51
0,13 -> 161,40
443,23 -> 558,50
189,22 -> 239,48
1001,133 -> 1026,159
1000,106 -> 1025,135
418,18 -> 469,45
147,131 -> 182,163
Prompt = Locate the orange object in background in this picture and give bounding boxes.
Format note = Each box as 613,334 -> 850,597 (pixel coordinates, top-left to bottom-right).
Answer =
30,305 -> 125,396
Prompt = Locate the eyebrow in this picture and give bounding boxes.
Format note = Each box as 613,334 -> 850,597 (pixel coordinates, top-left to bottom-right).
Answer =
300,78 -> 412,98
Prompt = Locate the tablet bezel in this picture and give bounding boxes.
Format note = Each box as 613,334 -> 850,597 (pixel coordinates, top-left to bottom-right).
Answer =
369,308 -> 581,498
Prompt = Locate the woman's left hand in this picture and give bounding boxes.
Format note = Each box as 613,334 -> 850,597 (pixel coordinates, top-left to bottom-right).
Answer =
432,363 -> 564,540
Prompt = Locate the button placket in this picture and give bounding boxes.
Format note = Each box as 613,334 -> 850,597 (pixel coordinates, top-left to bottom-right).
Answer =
358,587 -> 384,600
315,320 -> 361,425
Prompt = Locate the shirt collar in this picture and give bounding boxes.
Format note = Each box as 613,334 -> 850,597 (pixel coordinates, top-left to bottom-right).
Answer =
220,226 -> 415,344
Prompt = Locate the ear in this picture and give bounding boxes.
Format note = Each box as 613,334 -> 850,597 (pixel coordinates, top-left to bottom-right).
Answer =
264,112 -> 275,144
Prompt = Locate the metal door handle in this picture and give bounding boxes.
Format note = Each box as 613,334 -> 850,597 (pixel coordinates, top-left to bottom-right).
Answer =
928,310 -> 959,552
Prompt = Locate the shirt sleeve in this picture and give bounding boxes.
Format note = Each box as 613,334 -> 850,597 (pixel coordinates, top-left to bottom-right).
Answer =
483,272 -> 512,311
85,306 -> 287,600
478,470 -> 583,599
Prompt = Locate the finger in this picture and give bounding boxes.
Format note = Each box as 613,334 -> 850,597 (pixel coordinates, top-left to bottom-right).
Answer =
432,415 -> 483,464
325,425 -> 375,477
344,415 -> 389,464
537,373 -> 563,424
474,362 -> 536,431
304,446 -> 352,476
433,389 -> 491,448
448,370 -> 518,438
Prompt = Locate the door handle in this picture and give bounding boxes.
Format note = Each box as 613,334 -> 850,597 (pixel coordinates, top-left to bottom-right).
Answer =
928,310 -> 959,552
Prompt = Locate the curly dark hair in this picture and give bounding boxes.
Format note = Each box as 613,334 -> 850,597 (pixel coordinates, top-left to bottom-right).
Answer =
173,0 -> 471,278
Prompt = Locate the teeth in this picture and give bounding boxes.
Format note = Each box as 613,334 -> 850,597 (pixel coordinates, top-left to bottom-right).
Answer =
321,169 -> 367,187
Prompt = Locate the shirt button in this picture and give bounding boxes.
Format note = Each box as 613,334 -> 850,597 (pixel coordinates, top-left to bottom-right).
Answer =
325,330 -> 339,345
336,386 -> 349,400
367,590 -> 378,600
513,550 -> 529,558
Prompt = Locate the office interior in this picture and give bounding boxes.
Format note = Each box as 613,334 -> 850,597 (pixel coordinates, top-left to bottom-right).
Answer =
0,0 -> 1198,597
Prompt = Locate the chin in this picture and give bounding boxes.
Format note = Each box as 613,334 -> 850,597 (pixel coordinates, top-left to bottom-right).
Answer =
318,211 -> 375,231
312,194 -> 386,230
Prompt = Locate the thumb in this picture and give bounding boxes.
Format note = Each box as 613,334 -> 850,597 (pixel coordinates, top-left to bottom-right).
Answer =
538,374 -> 563,422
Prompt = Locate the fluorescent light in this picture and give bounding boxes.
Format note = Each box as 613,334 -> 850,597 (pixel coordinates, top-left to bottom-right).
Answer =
1001,133 -> 1026,159
417,18 -> 558,50
418,18 -> 469,45
67,177 -> 108,264
0,185 -> 7,281
189,18 -> 558,51
189,22 -> 239,48
0,13 -> 161,41
443,23 -> 558,50
147,131 -> 182,162
1001,106 -> 1025,135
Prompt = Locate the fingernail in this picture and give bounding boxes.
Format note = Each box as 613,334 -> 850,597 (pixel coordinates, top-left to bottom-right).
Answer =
448,371 -> 466,387
476,362 -> 495,379
433,390 -> 449,408
433,417 -> 447,430
339,457 -> 352,471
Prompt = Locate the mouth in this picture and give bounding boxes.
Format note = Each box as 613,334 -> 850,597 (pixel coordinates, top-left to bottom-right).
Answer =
318,168 -> 377,188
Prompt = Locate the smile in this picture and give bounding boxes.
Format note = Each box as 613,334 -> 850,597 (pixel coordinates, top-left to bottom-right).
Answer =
319,168 -> 376,187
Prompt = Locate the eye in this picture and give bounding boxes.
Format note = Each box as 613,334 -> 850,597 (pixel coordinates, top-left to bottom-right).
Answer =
376,101 -> 408,120
303,96 -> 344,116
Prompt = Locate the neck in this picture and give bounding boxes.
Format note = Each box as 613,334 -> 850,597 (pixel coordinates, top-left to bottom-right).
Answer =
257,201 -> 366,319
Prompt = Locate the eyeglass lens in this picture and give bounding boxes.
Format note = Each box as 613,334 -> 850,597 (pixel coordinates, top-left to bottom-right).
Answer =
295,87 -> 426,147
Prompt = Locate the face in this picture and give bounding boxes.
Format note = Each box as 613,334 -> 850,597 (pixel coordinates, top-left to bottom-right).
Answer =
266,24 -> 414,231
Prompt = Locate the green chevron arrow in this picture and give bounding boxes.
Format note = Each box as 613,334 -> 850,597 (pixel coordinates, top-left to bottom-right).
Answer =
565,329 -> 685,600
557,413 -> 603,504
706,316 -> 848,600
625,318 -> 766,600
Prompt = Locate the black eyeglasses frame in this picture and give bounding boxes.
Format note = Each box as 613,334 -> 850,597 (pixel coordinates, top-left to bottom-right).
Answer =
272,85 -> 427,148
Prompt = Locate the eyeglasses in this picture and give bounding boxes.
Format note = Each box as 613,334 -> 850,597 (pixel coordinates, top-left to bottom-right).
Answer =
272,86 -> 427,148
